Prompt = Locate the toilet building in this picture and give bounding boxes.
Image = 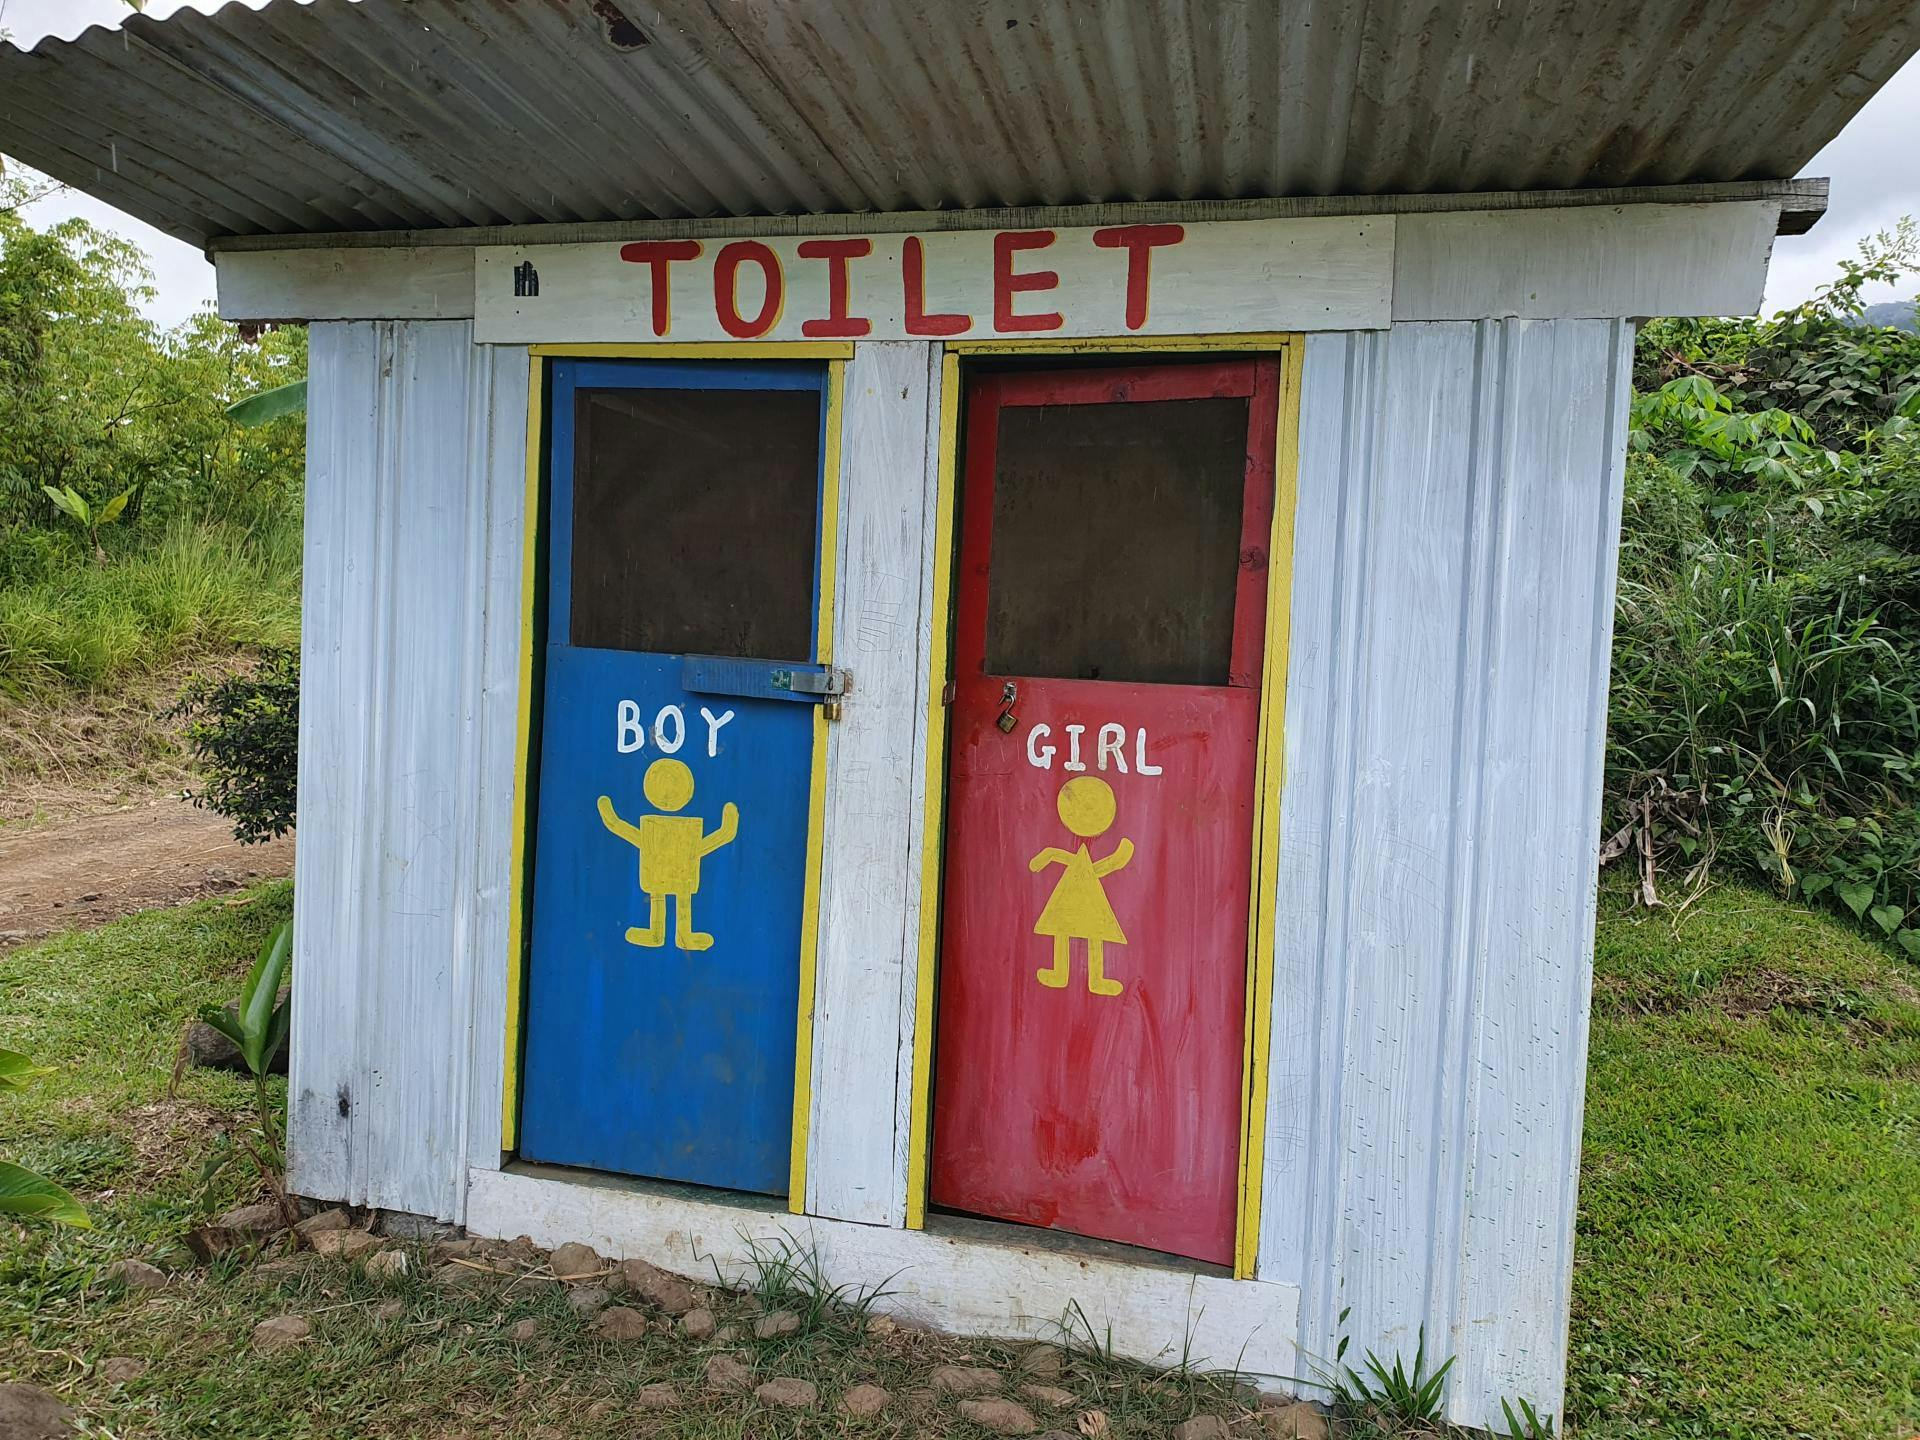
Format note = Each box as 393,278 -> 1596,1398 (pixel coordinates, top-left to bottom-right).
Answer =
6,0 -> 1915,1426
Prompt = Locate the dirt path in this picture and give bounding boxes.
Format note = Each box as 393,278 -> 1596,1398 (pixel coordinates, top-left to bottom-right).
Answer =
0,797 -> 294,950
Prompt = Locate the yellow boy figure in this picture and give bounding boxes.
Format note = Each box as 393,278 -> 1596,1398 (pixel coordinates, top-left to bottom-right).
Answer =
597,757 -> 738,952
1030,775 -> 1135,997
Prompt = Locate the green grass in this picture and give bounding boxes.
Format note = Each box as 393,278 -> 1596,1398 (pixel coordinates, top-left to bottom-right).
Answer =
0,516 -> 300,697
5,879 -> 1917,1436
1571,876 -> 1920,1439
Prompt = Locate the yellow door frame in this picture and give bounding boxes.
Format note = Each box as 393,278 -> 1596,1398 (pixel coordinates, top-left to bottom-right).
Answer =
902,333 -> 1305,1280
500,341 -> 853,1216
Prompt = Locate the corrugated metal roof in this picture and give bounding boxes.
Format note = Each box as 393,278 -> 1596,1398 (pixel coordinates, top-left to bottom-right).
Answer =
2,0 -> 1915,251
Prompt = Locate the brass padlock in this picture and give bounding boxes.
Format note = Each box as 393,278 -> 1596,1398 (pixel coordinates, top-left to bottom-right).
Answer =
996,680 -> 1019,733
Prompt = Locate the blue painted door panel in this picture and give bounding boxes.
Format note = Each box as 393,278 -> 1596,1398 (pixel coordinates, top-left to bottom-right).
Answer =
518,359 -> 827,1196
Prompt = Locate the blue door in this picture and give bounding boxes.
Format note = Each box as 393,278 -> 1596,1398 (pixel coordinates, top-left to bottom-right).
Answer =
518,358 -> 834,1196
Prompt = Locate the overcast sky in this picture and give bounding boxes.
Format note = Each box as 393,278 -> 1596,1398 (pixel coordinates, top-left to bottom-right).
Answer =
5,0 -> 1920,327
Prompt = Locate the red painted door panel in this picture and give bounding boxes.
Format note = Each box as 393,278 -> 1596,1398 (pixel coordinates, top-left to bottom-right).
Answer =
931,360 -> 1278,1266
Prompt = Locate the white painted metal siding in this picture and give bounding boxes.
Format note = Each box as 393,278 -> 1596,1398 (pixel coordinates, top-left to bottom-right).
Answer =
289,314 -> 1629,1425
1259,322 -> 1631,1428
289,320 -> 527,1221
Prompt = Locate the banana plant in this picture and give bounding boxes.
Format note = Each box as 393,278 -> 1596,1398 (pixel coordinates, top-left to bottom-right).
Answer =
198,923 -> 292,1161
40,483 -> 134,563
0,1047 -> 90,1227
224,379 -> 307,429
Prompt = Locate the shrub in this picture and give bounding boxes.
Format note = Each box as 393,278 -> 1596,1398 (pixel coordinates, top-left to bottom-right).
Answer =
172,646 -> 299,844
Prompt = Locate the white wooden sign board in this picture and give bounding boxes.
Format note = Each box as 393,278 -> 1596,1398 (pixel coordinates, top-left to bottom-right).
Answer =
473,216 -> 1392,344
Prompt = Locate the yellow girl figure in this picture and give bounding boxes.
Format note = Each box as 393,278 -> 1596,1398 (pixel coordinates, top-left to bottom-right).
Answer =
1030,775 -> 1135,997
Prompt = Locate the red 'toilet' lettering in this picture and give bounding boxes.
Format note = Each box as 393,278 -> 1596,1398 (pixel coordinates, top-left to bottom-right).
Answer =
619,240 -> 702,336
1092,224 -> 1185,331
902,237 -> 971,336
798,238 -> 874,338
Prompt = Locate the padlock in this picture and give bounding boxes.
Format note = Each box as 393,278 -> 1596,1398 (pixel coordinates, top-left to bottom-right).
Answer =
996,680 -> 1019,733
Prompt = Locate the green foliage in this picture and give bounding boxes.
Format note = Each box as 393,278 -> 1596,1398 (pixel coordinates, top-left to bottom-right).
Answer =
1611,222 -> 1920,952
198,923 -> 291,1086
225,378 -> 307,428
1499,1396 -> 1555,1440
172,646 -> 299,843
0,1048 -> 89,1229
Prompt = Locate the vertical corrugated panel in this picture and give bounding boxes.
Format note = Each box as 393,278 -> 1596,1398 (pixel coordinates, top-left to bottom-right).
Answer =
288,320 -> 527,1223
1260,320 -> 1631,1428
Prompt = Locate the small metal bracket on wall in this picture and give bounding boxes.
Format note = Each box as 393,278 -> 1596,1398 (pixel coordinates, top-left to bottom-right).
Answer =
682,656 -> 851,718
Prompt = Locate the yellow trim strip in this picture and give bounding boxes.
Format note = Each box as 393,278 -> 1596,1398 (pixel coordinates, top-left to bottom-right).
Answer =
789,359 -> 846,1212
501,353 -> 545,1151
945,332 -> 1302,356
1233,338 -> 1305,1279
903,350 -> 963,1231
529,342 -> 854,360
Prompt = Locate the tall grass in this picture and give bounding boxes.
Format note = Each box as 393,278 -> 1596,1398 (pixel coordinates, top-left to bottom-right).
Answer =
0,516 -> 301,698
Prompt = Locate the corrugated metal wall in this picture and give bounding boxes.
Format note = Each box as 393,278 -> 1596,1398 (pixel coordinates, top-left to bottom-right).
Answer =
287,318 -> 1628,1425
288,321 -> 527,1220
1260,322 -> 1631,1425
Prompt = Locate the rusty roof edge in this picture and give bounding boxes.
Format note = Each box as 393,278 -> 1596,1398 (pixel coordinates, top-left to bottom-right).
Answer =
201,177 -> 1830,256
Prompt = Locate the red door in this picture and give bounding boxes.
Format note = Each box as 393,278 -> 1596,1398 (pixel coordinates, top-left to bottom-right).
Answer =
931,358 -> 1279,1266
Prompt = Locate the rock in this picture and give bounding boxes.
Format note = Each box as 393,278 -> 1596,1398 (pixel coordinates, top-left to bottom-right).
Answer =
634,1383 -> 679,1410
0,1383 -> 73,1439
866,1314 -> 899,1337
1259,1402 -> 1331,1440
431,1237 -> 480,1261
214,1201 -> 287,1235
841,1383 -> 890,1416
102,1259 -> 166,1291
431,1261 -> 486,1291
755,1377 -> 818,1409
1174,1419 -> 1230,1440
619,1258 -> 697,1315
1018,1343 -> 1065,1379
549,1242 -> 603,1283
930,1365 -> 1001,1396
364,1249 -> 410,1281
309,1229 -> 381,1261
507,1318 -> 539,1343
375,1211 -> 457,1242
251,1316 -> 312,1351
593,1306 -> 650,1340
566,1286 -> 612,1320
957,1397 -> 1037,1435
373,1299 -> 405,1323
295,1208 -> 350,1238
704,1353 -> 754,1393
185,1015 -> 288,1076
98,1357 -> 147,1385
752,1308 -> 801,1340
1020,1384 -> 1075,1409
712,1325 -> 739,1345
679,1307 -> 715,1340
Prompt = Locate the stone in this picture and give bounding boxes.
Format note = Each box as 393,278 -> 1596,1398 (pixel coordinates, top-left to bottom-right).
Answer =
752,1308 -> 801,1340
679,1307 -> 716,1340
375,1211 -> 457,1242
102,1259 -> 166,1291
0,1383 -> 73,1439
185,1016 -> 288,1076
309,1229 -> 381,1261
957,1397 -> 1037,1435
1258,1402 -> 1331,1440
214,1201 -> 287,1235
866,1314 -> 899,1337
430,1261 -> 486,1291
841,1383 -> 890,1417
432,1238 -> 479,1261
294,1208 -> 350,1238
592,1306 -> 650,1340
1018,1344 -> 1065,1379
619,1258 -> 697,1315
364,1249 -> 410,1281
373,1300 -> 405,1323
98,1357 -> 147,1385
1020,1384 -> 1076,1409
712,1325 -> 739,1345
507,1319 -> 539,1343
930,1365 -> 1001,1396
251,1316 -> 312,1351
755,1377 -> 818,1409
549,1242 -> 603,1284
704,1353 -> 755,1393
566,1286 -> 612,1320
1173,1418 -> 1230,1440
634,1383 -> 679,1410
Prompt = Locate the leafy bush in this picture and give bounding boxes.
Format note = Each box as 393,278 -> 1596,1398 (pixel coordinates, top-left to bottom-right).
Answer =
1609,221 -> 1920,953
172,646 -> 299,844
